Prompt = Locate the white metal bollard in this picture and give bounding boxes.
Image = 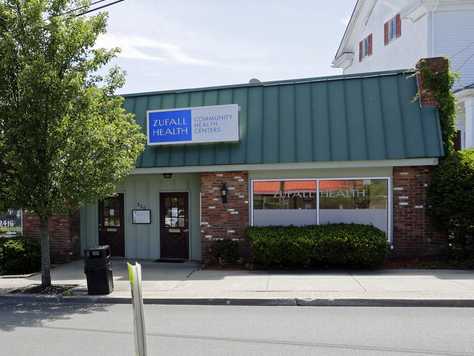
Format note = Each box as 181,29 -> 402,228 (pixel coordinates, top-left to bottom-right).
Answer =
128,262 -> 147,356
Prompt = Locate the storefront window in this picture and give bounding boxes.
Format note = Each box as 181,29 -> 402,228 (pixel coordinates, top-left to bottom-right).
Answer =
252,178 -> 390,236
252,180 -> 317,226
319,179 -> 388,234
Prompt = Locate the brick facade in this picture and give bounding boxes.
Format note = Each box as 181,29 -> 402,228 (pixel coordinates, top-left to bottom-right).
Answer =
416,57 -> 448,108
392,166 -> 447,257
18,166 -> 447,264
23,212 -> 80,264
200,171 -> 249,263
198,167 -> 447,262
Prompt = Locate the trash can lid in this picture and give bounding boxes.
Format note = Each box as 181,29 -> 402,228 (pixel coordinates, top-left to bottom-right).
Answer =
84,245 -> 111,258
85,245 -> 110,251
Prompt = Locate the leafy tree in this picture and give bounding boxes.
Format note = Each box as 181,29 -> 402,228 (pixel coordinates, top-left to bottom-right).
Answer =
428,149 -> 474,258
0,0 -> 145,286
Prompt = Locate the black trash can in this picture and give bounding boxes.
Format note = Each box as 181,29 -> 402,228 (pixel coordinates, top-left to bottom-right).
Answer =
84,245 -> 114,295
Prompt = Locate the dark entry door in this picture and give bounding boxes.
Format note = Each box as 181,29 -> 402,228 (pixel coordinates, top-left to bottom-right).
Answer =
160,192 -> 189,260
98,194 -> 125,257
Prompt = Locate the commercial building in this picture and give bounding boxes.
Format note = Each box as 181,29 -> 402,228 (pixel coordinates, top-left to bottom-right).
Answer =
74,58 -> 446,263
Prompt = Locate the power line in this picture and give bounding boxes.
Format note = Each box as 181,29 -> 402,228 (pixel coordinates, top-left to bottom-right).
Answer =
62,0 -> 110,16
450,41 -> 474,60
55,0 -> 125,17
73,0 -> 125,17
456,52 -> 474,72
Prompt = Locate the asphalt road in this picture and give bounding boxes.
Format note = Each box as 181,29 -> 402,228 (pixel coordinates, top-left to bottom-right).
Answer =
0,302 -> 473,356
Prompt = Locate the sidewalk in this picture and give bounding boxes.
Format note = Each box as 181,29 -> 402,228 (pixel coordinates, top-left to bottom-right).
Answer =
1,260 -> 474,306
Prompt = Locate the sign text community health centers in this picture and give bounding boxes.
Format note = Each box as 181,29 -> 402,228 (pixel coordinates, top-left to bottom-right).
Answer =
147,104 -> 239,145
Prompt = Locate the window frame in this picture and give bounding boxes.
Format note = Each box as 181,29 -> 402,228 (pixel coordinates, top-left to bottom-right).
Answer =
385,14 -> 401,45
388,17 -> 397,42
363,37 -> 370,57
359,34 -> 373,61
249,177 -> 392,243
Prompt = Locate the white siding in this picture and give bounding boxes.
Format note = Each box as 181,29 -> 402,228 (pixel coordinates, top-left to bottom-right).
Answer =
433,10 -> 474,89
344,0 -> 429,74
339,1 -> 474,84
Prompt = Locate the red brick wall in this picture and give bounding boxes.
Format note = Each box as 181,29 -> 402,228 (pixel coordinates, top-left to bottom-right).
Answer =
200,172 -> 249,263
23,212 -> 80,264
392,166 -> 447,257
416,57 -> 448,108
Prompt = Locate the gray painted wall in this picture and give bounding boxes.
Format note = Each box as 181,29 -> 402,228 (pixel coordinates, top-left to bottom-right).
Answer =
80,173 -> 201,261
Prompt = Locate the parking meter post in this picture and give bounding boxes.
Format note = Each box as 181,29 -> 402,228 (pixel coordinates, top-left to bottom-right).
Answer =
128,262 -> 147,356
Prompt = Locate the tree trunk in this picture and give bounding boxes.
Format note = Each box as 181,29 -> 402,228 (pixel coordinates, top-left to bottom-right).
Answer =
39,215 -> 51,287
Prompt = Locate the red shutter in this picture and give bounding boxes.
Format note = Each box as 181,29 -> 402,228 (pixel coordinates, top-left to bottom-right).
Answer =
396,14 -> 402,38
359,41 -> 363,61
384,22 -> 389,45
368,34 -> 373,56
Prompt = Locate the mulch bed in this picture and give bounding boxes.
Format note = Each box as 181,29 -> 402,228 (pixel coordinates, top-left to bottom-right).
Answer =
9,284 -> 78,295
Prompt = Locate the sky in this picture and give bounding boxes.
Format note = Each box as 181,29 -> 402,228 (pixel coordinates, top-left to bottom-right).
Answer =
97,0 -> 356,94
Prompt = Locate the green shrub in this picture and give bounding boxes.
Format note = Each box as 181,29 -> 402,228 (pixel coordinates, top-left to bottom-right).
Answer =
247,224 -> 388,269
428,149 -> 474,259
0,238 -> 41,275
209,239 -> 240,265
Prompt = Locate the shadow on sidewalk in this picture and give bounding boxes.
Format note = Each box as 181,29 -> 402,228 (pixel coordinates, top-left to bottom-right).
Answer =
0,301 -> 111,332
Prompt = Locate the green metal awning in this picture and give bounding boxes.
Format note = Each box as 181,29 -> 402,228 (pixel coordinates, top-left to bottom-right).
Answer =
123,70 -> 443,169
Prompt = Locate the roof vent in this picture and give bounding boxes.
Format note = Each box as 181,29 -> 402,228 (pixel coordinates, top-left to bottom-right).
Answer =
249,78 -> 261,84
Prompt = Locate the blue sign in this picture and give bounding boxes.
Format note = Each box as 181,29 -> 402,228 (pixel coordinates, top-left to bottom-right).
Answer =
147,104 -> 239,146
148,110 -> 192,144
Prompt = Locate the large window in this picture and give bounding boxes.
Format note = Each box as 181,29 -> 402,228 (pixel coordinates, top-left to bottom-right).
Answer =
319,179 -> 388,235
253,180 -> 317,227
252,178 -> 390,238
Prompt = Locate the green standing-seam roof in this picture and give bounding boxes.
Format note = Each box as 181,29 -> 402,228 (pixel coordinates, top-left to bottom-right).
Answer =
123,70 -> 444,169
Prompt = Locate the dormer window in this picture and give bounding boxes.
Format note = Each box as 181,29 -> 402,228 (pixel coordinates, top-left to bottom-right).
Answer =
359,34 -> 373,62
385,14 -> 401,45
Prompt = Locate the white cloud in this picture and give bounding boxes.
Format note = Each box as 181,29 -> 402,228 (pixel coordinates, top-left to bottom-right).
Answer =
96,34 -> 216,66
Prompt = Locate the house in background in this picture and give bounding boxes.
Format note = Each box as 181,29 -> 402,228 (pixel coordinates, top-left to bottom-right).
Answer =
333,0 -> 474,150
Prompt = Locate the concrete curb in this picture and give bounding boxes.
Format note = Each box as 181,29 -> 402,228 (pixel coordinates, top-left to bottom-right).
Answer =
1,294 -> 474,307
0,272 -> 39,279
294,298 -> 474,308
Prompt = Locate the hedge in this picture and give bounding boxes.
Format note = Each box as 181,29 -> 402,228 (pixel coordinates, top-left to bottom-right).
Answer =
428,149 -> 474,258
208,239 -> 240,265
0,238 -> 41,275
247,224 -> 388,269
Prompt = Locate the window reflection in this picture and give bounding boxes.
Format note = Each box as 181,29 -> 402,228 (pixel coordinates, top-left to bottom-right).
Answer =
252,178 -> 389,235
253,180 -> 317,226
102,199 -> 121,227
164,196 -> 185,228
319,179 -> 388,234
